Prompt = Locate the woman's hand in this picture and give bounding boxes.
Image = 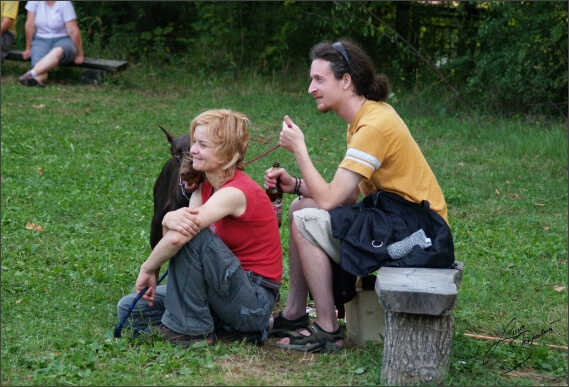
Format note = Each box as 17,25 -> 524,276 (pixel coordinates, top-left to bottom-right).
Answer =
73,52 -> 84,65
22,49 -> 31,60
162,207 -> 201,237
135,266 -> 159,306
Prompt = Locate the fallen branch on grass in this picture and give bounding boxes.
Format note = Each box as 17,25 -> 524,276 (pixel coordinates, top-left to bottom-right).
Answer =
464,333 -> 568,351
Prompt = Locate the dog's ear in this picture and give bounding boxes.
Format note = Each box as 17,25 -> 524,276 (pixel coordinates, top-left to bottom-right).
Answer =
157,123 -> 175,146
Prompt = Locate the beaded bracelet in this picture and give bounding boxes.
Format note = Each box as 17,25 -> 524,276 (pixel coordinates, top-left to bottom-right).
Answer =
291,177 -> 303,197
291,177 -> 299,194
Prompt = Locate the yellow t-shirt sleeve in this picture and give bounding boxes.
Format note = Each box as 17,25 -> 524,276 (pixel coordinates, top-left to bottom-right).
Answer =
2,2 -> 19,20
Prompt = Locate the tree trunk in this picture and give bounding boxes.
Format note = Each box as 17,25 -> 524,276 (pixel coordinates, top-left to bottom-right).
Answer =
381,310 -> 454,386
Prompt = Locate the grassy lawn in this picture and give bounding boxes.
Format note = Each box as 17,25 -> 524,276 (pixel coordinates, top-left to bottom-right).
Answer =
1,61 -> 567,386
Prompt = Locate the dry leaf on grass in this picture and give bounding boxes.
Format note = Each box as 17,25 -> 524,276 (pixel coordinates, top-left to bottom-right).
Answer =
25,222 -> 44,232
553,285 -> 566,292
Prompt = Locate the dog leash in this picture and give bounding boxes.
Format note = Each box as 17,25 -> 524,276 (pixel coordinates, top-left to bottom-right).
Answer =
242,123 -> 294,165
244,144 -> 280,166
114,270 -> 169,338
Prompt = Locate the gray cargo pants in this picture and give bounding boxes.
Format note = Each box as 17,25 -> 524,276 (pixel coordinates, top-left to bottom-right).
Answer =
117,228 -> 278,337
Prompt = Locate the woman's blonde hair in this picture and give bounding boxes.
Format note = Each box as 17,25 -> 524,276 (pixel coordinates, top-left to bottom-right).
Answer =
190,109 -> 250,185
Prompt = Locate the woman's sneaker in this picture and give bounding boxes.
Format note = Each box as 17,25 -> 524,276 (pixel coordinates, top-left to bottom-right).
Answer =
159,323 -> 215,347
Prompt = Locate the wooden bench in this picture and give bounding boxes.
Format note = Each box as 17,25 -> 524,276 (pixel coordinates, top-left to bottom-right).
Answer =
345,262 -> 463,386
5,50 -> 128,85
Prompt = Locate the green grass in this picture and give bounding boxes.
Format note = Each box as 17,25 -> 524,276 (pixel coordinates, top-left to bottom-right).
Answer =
1,60 -> 567,386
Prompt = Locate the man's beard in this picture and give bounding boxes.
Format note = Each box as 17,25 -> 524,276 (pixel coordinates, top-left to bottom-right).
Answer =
317,102 -> 332,114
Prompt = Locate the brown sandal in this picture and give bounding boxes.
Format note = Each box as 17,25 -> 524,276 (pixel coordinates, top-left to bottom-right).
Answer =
274,323 -> 344,353
269,311 -> 310,337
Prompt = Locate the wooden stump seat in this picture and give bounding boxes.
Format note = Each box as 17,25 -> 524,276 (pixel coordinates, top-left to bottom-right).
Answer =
375,261 -> 464,385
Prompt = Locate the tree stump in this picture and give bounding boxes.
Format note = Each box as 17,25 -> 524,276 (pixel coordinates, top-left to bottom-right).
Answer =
376,262 -> 463,385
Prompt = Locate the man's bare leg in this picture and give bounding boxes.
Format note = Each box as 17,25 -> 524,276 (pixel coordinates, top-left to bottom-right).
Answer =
275,200 -> 342,347
269,198 -> 312,328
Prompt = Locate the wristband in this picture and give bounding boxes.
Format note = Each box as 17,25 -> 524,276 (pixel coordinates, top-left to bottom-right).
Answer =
291,177 -> 303,197
291,177 -> 298,194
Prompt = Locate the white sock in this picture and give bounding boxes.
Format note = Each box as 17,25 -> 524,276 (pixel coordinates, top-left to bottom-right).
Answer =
30,69 -> 37,77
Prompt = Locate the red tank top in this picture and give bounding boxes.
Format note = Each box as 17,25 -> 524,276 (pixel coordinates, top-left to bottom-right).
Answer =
201,170 -> 282,282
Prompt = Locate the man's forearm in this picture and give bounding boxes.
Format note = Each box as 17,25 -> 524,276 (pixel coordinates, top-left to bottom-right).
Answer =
1,17 -> 13,34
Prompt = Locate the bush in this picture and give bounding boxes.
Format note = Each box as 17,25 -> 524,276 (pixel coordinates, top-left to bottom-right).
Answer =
465,2 -> 568,116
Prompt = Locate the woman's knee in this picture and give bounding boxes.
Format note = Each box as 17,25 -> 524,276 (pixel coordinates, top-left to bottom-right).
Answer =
51,46 -> 65,60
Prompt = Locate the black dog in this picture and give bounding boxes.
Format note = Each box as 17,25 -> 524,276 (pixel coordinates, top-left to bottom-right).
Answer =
150,124 -> 201,249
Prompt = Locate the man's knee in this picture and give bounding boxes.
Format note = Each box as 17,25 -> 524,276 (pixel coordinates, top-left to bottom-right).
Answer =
289,196 -> 317,215
291,207 -> 342,262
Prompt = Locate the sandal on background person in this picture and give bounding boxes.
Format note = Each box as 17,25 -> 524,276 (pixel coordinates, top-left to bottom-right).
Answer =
18,71 -> 45,87
268,311 -> 310,337
273,322 -> 344,353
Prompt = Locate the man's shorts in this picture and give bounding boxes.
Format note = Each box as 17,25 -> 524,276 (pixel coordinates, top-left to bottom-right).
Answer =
293,208 -> 342,264
30,36 -> 77,66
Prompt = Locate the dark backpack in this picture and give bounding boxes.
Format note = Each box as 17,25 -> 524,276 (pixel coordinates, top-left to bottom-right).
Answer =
329,191 -> 455,277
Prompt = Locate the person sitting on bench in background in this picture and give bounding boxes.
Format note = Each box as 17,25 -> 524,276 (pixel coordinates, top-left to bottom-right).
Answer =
1,1 -> 19,63
263,38 -> 449,353
19,1 -> 84,87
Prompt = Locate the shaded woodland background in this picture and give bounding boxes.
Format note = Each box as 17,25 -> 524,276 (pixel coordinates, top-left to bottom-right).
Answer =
12,1 -> 568,116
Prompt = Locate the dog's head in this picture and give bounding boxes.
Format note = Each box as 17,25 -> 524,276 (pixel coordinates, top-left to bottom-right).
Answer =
179,156 -> 203,193
158,123 -> 190,167
157,123 -> 202,194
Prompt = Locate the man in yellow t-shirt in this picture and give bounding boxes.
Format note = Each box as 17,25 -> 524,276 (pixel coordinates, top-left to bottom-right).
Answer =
263,38 -> 450,353
1,1 -> 19,62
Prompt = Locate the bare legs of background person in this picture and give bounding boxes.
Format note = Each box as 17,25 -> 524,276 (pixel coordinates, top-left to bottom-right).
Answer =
31,47 -> 65,83
20,46 -> 64,86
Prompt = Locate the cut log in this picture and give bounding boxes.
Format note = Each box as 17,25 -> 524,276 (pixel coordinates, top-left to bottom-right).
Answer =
381,311 -> 454,385
376,262 -> 463,385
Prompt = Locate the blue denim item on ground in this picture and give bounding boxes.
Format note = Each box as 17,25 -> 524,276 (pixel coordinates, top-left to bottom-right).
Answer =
116,228 -> 276,338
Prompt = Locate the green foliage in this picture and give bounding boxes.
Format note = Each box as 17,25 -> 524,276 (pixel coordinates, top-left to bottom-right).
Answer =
466,1 -> 568,116
12,1 -> 564,117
